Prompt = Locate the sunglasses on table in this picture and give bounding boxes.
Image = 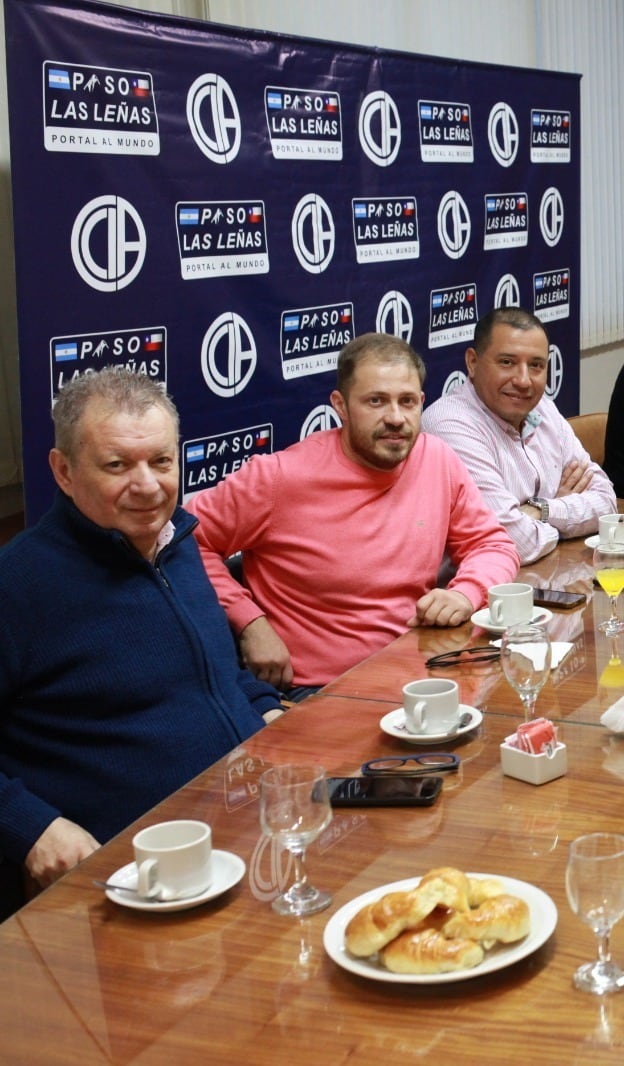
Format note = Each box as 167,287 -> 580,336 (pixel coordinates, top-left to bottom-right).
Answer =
425,645 -> 500,669
361,753 -> 460,777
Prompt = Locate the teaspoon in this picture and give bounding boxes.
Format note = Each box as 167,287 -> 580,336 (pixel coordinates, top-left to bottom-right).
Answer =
93,878 -> 139,894
451,710 -> 475,733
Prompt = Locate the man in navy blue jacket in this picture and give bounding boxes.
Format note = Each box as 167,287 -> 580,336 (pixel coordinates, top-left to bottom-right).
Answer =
0,368 -> 283,918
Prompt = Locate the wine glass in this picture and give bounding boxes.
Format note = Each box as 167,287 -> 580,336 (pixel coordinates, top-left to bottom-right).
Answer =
593,544 -> 624,635
259,764 -> 333,917
599,636 -> 624,689
565,832 -> 624,994
500,621 -> 552,720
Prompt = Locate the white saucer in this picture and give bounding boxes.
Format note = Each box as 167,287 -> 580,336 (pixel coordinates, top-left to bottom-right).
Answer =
379,704 -> 483,744
103,850 -> 246,912
470,606 -> 553,636
584,534 -> 600,549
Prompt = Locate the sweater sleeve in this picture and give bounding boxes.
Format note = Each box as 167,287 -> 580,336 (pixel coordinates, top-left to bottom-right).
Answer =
0,624 -> 62,861
440,445 -> 521,608
236,666 -> 284,715
423,401 -> 560,565
423,395 -> 616,565
187,455 -> 280,635
0,778 -> 62,864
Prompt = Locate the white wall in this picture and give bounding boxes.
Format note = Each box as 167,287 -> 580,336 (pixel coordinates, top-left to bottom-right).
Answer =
207,0 -> 537,66
580,345 -> 624,414
0,0 -> 620,515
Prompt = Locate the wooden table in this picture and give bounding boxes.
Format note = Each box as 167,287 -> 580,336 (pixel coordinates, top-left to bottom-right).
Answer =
2,537 -> 624,1064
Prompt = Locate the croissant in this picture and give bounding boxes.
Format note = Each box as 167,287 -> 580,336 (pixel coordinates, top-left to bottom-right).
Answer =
345,869 -> 475,957
467,875 -> 506,906
417,866 -> 471,911
345,890 -> 420,957
381,927 -> 485,974
442,893 -> 530,945
412,867 -> 505,909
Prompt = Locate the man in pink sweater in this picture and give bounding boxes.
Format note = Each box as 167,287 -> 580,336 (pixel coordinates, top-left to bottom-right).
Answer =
187,333 -> 519,697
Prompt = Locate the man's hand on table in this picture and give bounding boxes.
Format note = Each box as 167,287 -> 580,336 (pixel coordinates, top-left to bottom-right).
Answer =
409,589 -> 473,628
239,616 -> 294,691
25,816 -> 100,889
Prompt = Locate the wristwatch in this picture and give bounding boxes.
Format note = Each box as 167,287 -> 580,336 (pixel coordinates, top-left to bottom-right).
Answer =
527,496 -> 550,522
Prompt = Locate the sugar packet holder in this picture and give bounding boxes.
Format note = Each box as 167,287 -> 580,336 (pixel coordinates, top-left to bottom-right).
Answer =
500,717 -> 567,785
515,717 -> 558,757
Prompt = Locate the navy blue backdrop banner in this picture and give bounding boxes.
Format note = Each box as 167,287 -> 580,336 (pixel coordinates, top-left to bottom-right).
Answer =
5,0 -> 581,523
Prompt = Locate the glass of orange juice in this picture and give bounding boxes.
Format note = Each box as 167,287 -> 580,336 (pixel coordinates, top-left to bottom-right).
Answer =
593,544 -> 624,635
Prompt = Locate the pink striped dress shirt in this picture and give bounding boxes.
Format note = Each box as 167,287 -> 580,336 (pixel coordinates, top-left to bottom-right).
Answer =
422,381 -> 616,564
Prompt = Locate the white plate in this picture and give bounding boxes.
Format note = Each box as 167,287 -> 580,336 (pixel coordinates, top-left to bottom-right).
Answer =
584,534 -> 600,549
379,704 -> 482,744
323,873 -> 557,984
103,849 -> 246,912
470,606 -> 553,636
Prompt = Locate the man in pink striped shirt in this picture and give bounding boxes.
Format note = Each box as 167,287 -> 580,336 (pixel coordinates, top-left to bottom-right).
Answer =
188,332 -> 518,698
422,307 -> 616,565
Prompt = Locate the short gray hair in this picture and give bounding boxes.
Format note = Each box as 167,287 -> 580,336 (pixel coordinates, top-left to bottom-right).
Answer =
52,368 -> 179,457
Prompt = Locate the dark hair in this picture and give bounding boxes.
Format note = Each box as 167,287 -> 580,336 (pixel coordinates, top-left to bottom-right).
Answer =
336,332 -> 426,395
52,367 -> 179,457
473,307 -> 548,355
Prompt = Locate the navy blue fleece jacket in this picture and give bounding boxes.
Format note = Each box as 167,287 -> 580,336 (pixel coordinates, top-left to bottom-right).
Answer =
0,492 -> 278,862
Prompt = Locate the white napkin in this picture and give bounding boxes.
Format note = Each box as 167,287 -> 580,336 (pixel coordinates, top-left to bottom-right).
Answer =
601,695 -> 624,734
490,639 -> 574,670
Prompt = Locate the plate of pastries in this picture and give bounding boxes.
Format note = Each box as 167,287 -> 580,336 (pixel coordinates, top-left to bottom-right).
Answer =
323,865 -> 557,983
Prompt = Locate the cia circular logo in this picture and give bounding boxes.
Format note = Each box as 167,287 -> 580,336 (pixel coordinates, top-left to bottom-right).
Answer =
546,344 -> 563,399
442,370 -> 466,394
488,102 -> 519,167
187,73 -> 241,164
291,194 -> 335,274
437,191 -> 471,259
494,273 -> 521,308
71,195 -> 146,292
358,90 -> 401,167
300,404 -> 342,438
376,291 -> 413,340
540,187 -> 564,247
200,312 -> 256,397
248,833 -> 294,902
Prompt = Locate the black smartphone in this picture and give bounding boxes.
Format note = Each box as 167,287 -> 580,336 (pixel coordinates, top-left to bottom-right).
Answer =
532,587 -> 586,610
324,775 -> 443,807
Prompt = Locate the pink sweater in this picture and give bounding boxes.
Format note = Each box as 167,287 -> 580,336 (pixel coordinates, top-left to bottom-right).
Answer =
188,430 -> 519,686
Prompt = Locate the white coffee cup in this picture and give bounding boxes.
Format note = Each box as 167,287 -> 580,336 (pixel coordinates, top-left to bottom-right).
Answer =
599,513 -> 624,547
132,820 -> 212,901
402,678 -> 460,735
488,582 -> 534,627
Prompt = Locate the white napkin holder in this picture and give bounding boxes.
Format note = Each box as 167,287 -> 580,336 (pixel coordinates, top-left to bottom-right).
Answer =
500,736 -> 567,785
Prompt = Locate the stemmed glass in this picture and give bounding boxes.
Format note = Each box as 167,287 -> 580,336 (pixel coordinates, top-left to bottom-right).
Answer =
259,764 -> 333,917
565,832 -> 624,994
500,621 -> 552,720
593,544 -> 624,635
599,636 -> 624,689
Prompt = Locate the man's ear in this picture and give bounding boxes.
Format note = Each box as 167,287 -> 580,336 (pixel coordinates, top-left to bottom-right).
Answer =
465,347 -> 478,378
329,389 -> 346,422
49,448 -> 73,495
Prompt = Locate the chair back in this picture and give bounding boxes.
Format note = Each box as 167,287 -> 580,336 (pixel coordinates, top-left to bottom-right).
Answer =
566,412 -> 608,466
